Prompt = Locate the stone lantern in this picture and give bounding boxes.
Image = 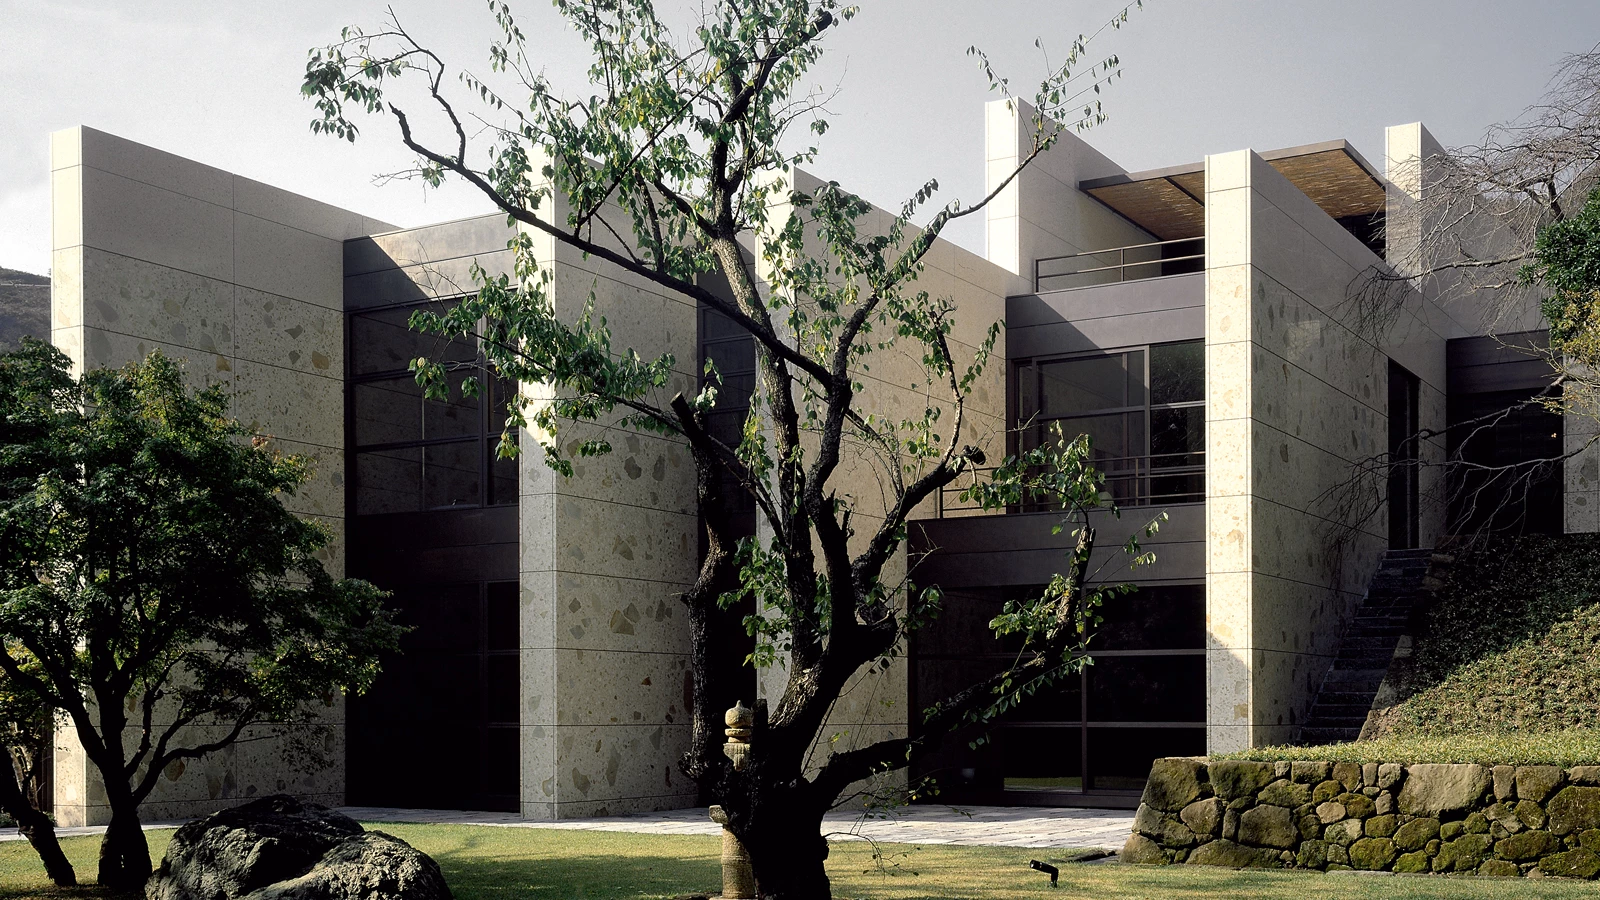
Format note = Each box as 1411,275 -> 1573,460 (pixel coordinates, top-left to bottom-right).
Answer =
709,701 -> 756,899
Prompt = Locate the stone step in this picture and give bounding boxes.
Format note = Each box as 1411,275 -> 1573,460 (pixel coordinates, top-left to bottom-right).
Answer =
1308,703 -> 1371,720
1305,714 -> 1368,728
1342,635 -> 1399,650
1301,726 -> 1362,744
1346,625 -> 1406,637
1323,668 -> 1387,689
1317,691 -> 1374,707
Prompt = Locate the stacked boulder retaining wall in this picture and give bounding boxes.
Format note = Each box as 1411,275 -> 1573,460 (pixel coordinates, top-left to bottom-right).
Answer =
1122,758 -> 1600,879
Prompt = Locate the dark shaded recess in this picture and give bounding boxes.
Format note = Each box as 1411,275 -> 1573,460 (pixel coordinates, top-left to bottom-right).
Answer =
1445,333 -> 1563,537
1389,360 -> 1421,550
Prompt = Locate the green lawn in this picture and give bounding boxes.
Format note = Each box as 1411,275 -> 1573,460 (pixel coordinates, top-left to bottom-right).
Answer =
4,823 -> 1600,899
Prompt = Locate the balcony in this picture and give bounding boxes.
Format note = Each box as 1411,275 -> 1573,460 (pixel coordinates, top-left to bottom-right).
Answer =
933,451 -> 1205,519
1033,237 -> 1205,293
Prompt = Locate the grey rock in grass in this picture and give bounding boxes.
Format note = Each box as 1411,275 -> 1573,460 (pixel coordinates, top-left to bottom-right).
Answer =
1186,839 -> 1280,868
246,833 -> 453,900
1119,833 -> 1168,865
1538,848 -> 1600,879
146,794 -> 452,900
1397,764 -> 1491,816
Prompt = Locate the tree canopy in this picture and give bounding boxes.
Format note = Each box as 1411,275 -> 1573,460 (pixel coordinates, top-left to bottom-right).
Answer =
303,3 -> 1147,897
0,339 -> 403,889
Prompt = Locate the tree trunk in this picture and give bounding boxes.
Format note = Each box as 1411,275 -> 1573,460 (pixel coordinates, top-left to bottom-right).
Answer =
726,778 -> 834,900
97,800 -> 151,890
0,762 -> 75,886
745,809 -> 832,900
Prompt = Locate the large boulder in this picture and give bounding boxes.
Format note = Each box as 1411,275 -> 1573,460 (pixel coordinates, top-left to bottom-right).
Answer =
146,795 -> 452,900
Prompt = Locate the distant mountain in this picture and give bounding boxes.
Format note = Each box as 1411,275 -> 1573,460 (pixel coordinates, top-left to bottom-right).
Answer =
0,267 -> 50,351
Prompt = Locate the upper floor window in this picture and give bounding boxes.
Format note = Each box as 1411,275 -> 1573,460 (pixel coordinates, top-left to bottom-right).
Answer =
348,301 -> 519,516
1013,340 -> 1204,505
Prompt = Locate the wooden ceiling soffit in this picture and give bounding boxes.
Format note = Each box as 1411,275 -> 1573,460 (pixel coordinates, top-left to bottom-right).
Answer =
1265,149 -> 1385,220
1082,178 -> 1204,241
1081,143 -> 1387,239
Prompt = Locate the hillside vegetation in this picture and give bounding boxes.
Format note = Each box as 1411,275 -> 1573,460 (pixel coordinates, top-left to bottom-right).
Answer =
1379,533 -> 1600,737
0,266 -> 49,350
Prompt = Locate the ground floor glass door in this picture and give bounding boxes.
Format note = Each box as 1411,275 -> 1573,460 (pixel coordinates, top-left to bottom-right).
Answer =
910,584 -> 1205,803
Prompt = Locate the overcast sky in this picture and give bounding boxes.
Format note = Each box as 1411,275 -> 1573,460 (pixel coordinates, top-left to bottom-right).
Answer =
4,0 -> 1599,276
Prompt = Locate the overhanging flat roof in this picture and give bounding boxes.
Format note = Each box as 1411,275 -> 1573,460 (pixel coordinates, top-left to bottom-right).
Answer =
1079,140 -> 1388,241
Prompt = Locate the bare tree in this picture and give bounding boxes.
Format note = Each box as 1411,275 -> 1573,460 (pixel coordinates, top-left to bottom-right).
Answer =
1330,46 -> 1600,546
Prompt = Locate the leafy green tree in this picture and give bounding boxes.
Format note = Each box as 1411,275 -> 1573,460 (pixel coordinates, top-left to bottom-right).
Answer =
0,339 -> 403,890
0,645 -> 74,886
304,3 -> 1145,896
1525,187 -> 1600,355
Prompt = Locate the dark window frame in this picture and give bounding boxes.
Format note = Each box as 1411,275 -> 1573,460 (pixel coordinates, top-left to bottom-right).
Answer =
1010,341 -> 1205,506
347,298 -> 519,516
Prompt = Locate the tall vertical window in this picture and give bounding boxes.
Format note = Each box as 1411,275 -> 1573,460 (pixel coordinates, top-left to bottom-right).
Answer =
1012,341 -> 1204,505
348,301 -> 519,515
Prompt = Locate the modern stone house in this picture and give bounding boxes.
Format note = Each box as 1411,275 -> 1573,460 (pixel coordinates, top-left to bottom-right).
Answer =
44,100 -> 1572,822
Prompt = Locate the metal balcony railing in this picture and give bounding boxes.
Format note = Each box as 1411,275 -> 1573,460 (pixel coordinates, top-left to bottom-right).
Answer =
1034,237 -> 1205,293
933,452 -> 1205,518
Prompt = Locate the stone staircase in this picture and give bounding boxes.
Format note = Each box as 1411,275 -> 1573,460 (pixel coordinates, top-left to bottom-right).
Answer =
1299,548 -> 1435,745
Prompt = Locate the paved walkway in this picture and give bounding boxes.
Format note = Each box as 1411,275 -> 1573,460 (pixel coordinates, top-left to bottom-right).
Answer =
348,804 -> 1135,849
4,805 -> 1134,850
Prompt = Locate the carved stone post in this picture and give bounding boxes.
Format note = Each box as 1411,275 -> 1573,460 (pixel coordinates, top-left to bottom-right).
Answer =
711,702 -> 756,899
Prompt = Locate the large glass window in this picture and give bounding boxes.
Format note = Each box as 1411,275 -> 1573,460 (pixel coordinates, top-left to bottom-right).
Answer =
909,583 -> 1206,797
1013,341 -> 1204,506
348,301 -> 519,516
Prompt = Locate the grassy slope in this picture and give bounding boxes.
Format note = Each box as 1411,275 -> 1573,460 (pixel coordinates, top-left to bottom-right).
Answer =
1230,534 -> 1600,764
1380,534 -> 1600,737
5,824 -> 1600,900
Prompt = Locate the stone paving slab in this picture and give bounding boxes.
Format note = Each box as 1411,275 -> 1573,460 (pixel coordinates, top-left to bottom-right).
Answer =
3,805 -> 1135,851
